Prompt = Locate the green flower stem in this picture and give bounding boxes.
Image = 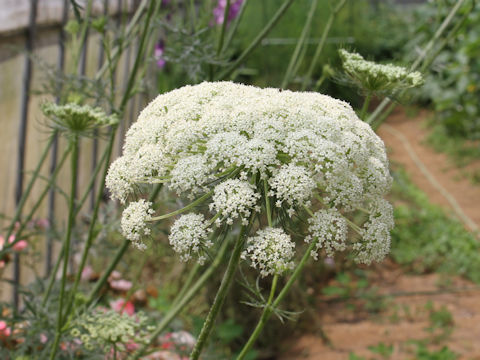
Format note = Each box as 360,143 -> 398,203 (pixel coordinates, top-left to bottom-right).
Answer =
301,0 -> 347,91
74,141 -> 111,215
264,180 -> 273,227
366,0 -> 469,126
95,0 -> 149,82
222,0 -> 248,52
64,130 -> 116,319
2,133 -> 56,253
118,0 -> 158,114
360,93 -> 372,120
236,274 -> 278,360
6,143 -> 70,259
86,184 -> 164,306
190,226 -> 248,360
217,0 -> 231,56
216,0 -> 296,80
49,135 -> 79,360
174,262 -> 201,304
86,239 -> 129,306
281,0 -> 318,89
131,239 -> 230,359
150,190 -> 214,222
236,240 -> 317,359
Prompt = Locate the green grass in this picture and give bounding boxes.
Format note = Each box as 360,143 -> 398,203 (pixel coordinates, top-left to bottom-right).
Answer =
390,168 -> 480,283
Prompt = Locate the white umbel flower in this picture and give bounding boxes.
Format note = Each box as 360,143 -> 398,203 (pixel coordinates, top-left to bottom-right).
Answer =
169,213 -> 213,264
210,179 -> 260,226
121,199 -> 154,250
305,209 -> 348,260
242,227 -> 295,277
354,199 -> 394,264
269,164 -> 316,212
107,82 -> 393,260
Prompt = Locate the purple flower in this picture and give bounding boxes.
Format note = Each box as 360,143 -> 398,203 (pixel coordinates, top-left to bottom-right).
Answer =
213,0 -> 244,26
154,41 -> 166,69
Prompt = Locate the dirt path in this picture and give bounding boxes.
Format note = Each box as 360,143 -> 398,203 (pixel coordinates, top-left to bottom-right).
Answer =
378,109 -> 480,233
279,109 -> 480,360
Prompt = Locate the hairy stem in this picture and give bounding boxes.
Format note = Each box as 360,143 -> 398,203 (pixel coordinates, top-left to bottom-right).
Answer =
301,0 -> 347,91
216,0 -> 296,80
236,240 -> 317,359
131,239 -> 230,359
49,135 -> 79,360
190,226 -> 248,359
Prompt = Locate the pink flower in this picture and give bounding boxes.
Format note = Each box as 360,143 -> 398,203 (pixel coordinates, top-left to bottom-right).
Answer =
154,41 -> 166,69
110,299 -> 135,316
109,279 -> 133,292
36,218 -> 50,230
81,265 -> 95,281
213,0 -> 244,25
40,333 -> 48,344
12,239 -> 28,252
0,321 -> 11,337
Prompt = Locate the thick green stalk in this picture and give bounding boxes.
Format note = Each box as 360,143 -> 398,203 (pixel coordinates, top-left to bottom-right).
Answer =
360,93 -> 372,120
64,130 -> 116,318
150,190 -> 214,221
216,0 -> 296,80
236,240 -> 317,359
301,0 -> 347,91
49,135 -> 79,360
281,0 -> 318,89
2,134 -> 56,253
95,0 -> 149,82
118,0 -> 158,114
6,142 -> 69,258
222,0 -> 249,52
131,239 -> 230,359
190,226 -> 248,359
236,274 -> 278,360
217,0 -> 231,56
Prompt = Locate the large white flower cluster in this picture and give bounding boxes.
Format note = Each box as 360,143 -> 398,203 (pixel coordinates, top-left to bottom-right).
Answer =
107,82 -> 393,268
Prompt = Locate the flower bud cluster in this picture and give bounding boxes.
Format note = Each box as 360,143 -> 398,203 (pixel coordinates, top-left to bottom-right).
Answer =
339,49 -> 423,94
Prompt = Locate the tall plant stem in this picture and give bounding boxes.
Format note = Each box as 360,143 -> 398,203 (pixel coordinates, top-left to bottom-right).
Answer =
216,0 -> 296,80
281,0 -> 318,89
190,226 -> 248,360
85,184 -> 163,307
63,129 -> 116,319
2,133 -> 56,253
131,239 -> 230,359
217,0 -> 231,56
360,93 -> 372,120
236,240 -> 317,359
222,0 -> 249,52
366,0 -> 470,126
49,135 -> 79,360
301,0 -> 347,91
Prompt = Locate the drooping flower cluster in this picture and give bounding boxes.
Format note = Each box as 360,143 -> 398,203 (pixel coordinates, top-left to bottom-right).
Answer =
339,49 -> 423,94
107,81 -> 393,268
242,228 -> 295,277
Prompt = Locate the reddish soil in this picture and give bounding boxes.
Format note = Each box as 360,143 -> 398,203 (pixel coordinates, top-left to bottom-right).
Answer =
279,109 -> 480,360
